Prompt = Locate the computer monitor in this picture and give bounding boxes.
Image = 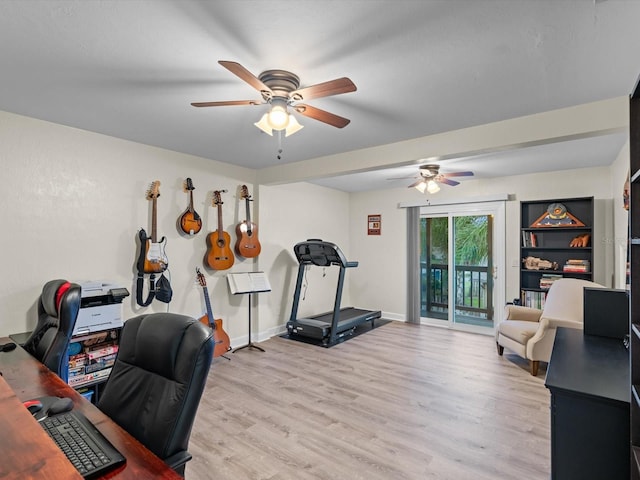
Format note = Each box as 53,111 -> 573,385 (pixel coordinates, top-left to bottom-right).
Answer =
583,287 -> 629,339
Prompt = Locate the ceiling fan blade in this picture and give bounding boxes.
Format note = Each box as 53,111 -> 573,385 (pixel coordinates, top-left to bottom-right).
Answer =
408,179 -> 425,188
294,104 -> 350,128
191,100 -> 262,107
387,175 -> 418,180
218,60 -> 272,94
291,77 -> 357,101
443,171 -> 474,177
439,177 -> 460,187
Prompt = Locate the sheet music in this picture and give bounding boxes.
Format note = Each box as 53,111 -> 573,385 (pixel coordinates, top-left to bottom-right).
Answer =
227,272 -> 271,294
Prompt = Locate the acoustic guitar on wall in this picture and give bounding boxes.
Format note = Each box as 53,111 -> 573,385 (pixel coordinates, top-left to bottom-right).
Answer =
196,268 -> 231,358
206,190 -> 235,270
235,185 -> 261,258
178,177 -> 202,236
143,181 -> 168,274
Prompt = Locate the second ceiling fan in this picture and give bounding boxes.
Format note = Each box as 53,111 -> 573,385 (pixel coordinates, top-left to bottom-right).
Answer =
191,61 -> 357,136
408,164 -> 474,193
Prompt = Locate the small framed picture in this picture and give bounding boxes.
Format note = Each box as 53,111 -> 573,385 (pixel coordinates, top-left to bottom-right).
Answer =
368,214 -> 381,235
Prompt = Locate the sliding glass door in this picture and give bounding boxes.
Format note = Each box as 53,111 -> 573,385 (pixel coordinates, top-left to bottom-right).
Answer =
419,202 -> 504,332
421,215 -> 449,321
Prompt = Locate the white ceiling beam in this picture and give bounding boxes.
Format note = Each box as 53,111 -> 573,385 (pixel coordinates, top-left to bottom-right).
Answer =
256,96 -> 629,186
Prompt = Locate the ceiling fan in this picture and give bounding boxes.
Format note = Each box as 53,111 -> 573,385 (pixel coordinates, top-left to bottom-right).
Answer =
406,164 -> 474,193
191,61 -> 357,137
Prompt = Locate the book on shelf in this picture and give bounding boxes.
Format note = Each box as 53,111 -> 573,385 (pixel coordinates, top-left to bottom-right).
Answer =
84,354 -> 117,374
86,344 -> 118,361
539,274 -> 563,290
521,231 -> 538,247
227,271 -> 271,294
521,290 -> 547,309
566,259 -> 589,264
72,328 -> 119,349
562,259 -> 590,272
68,349 -> 117,376
68,367 -> 112,387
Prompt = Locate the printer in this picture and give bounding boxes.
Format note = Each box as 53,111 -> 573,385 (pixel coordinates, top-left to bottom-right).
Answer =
74,281 -> 130,336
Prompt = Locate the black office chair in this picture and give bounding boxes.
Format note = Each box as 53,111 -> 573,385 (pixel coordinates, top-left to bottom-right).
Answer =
97,312 -> 214,476
23,279 -> 81,383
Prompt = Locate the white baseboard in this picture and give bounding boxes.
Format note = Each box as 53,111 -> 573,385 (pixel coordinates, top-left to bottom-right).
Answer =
380,311 -> 405,322
230,324 -> 287,349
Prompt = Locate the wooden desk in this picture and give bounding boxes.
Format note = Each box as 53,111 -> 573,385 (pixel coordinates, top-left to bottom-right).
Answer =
0,337 -> 182,479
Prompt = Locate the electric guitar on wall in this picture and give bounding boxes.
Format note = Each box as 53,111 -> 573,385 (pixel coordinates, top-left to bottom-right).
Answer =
206,190 -> 235,270
196,268 -> 231,358
178,177 -> 202,236
235,185 -> 261,258
143,181 -> 168,273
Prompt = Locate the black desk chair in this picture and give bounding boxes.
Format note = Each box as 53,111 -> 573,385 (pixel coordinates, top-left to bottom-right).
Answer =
23,279 -> 81,383
97,312 -> 214,476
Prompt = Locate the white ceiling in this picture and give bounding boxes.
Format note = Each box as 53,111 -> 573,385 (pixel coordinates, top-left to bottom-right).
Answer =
0,0 -> 637,192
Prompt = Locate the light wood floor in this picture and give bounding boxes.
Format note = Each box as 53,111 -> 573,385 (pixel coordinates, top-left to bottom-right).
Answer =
188,321 -> 550,480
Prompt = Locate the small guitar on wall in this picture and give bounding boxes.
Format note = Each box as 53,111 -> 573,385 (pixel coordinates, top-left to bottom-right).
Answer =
196,268 -> 231,358
143,181 -> 168,273
178,177 -> 202,236
206,190 -> 235,270
235,185 -> 261,258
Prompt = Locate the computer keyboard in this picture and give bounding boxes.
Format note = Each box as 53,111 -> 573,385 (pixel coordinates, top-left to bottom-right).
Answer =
39,409 -> 126,479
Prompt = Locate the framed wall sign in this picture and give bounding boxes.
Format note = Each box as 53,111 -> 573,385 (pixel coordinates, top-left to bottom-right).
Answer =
368,214 -> 381,235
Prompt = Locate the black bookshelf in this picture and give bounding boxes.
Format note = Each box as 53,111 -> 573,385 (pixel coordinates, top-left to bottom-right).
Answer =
629,75 -> 640,480
519,197 -> 594,307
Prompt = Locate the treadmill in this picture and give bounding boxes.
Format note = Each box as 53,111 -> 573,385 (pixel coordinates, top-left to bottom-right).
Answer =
286,239 -> 381,346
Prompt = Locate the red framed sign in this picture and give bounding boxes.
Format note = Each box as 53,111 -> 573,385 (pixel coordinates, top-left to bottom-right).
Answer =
368,214 -> 381,235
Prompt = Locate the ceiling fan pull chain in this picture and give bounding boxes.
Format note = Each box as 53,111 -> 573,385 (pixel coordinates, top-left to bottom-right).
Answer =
277,130 -> 283,160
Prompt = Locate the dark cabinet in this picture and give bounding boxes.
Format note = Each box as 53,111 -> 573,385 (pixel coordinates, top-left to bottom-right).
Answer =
545,328 -> 629,480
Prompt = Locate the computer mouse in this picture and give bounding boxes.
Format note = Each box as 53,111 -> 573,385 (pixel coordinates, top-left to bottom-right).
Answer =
0,342 -> 16,352
48,397 -> 74,415
23,400 -> 43,415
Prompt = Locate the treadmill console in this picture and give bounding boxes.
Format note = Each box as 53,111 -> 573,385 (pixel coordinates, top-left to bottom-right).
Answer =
293,239 -> 351,267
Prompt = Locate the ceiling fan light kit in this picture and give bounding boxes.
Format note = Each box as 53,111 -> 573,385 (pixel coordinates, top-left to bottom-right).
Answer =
283,114 -> 304,136
426,180 -> 441,194
266,100 -> 289,128
253,98 -> 305,137
191,60 -> 356,140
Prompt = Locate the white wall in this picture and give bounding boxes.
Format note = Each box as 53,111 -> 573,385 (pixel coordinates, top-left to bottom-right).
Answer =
0,110 -> 260,342
349,165 -> 616,321
256,182 -> 350,338
610,140 -> 631,289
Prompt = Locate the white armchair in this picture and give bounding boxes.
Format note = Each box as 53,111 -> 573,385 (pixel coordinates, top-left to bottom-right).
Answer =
495,278 -> 605,375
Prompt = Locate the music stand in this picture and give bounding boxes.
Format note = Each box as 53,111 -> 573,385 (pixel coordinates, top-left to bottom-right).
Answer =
227,272 -> 271,353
